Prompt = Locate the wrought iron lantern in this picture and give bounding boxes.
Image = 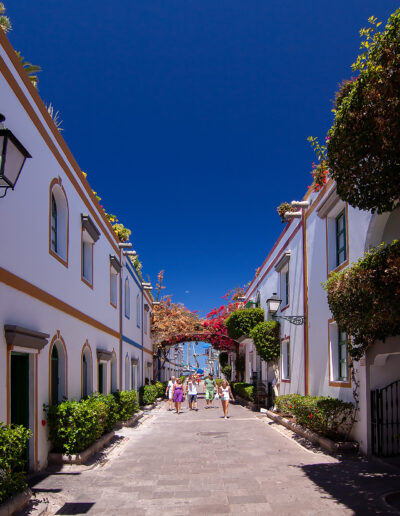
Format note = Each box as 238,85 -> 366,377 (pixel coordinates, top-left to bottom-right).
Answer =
0,114 -> 31,198
266,293 -> 282,314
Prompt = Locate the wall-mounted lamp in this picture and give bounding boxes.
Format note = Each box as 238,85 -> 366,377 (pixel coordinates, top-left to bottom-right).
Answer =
0,114 -> 31,198
266,293 -> 305,326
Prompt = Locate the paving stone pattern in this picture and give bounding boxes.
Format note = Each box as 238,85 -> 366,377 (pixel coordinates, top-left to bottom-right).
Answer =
24,387 -> 400,515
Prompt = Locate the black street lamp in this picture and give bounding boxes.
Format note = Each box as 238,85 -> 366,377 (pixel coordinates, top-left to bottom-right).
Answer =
266,293 -> 305,326
0,114 -> 31,198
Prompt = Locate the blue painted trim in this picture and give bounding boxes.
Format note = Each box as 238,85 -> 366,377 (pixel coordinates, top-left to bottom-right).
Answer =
122,335 -> 143,351
125,260 -> 142,290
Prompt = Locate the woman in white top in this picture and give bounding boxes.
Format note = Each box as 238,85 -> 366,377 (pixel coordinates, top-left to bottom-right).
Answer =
218,380 -> 235,419
186,376 -> 198,411
165,376 -> 176,411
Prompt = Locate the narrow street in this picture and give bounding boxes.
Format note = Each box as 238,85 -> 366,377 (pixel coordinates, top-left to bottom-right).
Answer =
24,391 -> 400,516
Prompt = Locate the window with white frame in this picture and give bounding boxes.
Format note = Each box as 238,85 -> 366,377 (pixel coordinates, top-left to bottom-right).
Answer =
136,294 -> 141,328
275,251 -> 291,308
125,278 -> 130,318
317,189 -> 348,273
125,355 -> 130,390
131,359 -> 138,391
281,338 -> 290,380
110,269 -> 117,306
329,321 -> 349,383
144,304 -> 149,334
81,215 -> 100,286
50,181 -> 68,263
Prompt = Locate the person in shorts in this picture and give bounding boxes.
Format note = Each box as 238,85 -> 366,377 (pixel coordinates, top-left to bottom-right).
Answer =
165,376 -> 176,411
186,376 -> 198,410
204,373 -> 216,408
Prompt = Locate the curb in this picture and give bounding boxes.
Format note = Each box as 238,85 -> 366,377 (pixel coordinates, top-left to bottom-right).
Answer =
120,410 -> 144,427
48,431 -> 115,465
265,409 -> 359,454
0,488 -> 32,516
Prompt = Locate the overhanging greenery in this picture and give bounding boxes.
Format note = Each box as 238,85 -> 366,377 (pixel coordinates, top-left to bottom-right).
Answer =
327,10 -> 400,213
323,240 -> 400,359
250,320 -> 281,361
225,308 -> 265,340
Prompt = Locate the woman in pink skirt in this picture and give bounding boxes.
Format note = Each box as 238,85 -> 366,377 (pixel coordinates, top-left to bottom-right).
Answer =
172,378 -> 184,414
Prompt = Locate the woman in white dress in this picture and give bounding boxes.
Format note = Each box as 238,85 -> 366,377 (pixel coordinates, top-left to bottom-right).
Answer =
165,376 -> 176,411
218,379 -> 235,419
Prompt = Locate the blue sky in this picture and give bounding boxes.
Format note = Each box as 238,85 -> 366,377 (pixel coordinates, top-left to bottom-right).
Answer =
9,1 -> 398,328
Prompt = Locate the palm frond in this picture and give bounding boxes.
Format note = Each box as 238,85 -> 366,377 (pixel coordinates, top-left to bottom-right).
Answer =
15,51 -> 41,89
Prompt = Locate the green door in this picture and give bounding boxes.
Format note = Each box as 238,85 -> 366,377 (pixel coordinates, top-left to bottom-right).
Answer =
11,353 -> 30,465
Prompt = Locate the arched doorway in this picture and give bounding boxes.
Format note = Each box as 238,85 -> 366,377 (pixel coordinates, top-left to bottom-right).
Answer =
111,352 -> 118,393
49,334 -> 67,405
81,342 -> 93,397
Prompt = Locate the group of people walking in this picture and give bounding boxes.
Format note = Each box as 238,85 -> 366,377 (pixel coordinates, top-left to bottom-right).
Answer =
165,373 -> 235,418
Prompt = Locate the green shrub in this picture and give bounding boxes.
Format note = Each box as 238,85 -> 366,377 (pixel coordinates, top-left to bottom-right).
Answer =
275,394 -> 355,438
0,423 -> 31,504
113,390 -> 139,421
215,379 -> 223,386
46,391 -> 140,454
139,385 -> 158,405
250,321 -> 280,361
233,382 -> 255,402
222,364 -> 232,380
155,381 -> 166,398
225,308 -> 265,340
323,240 -> 400,359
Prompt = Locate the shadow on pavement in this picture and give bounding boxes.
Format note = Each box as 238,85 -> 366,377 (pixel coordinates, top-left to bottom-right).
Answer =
297,457 -> 400,514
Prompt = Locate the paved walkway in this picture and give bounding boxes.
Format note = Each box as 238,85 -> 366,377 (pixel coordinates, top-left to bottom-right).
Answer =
24,392 -> 400,515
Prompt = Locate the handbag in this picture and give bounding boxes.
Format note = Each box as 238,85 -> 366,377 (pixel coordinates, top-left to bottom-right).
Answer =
214,392 -> 219,400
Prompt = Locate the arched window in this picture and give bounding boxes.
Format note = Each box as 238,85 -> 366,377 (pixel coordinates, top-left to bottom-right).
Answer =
49,335 -> 67,405
125,279 -> 130,318
81,343 -> 93,397
136,293 -> 141,328
49,178 -> 69,266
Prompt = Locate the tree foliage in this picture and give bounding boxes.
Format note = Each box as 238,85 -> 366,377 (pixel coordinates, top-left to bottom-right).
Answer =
225,308 -> 265,340
327,10 -> 400,213
323,240 -> 400,359
250,320 -> 281,362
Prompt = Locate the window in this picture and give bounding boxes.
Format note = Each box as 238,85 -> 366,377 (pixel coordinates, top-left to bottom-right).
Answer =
51,194 -> 57,253
338,329 -> 349,381
131,360 -> 138,391
111,354 -> 117,393
329,321 -> 350,385
124,279 -> 130,318
49,179 -> 69,265
336,210 -> 347,267
280,266 -> 289,308
281,338 -> 290,380
82,238 -> 93,285
110,268 -> 117,307
125,355 -> 130,390
136,294 -> 141,328
81,214 -> 100,287
144,311 -> 147,334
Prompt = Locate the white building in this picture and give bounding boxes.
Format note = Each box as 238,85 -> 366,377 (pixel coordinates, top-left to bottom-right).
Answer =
0,30 -> 154,471
243,178 -> 400,455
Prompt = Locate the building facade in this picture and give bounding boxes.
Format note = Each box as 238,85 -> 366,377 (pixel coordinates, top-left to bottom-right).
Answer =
243,178 -> 400,455
0,30 -> 154,471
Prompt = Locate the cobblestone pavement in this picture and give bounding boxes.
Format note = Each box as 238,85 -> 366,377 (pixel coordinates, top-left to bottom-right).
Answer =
23,392 -> 400,515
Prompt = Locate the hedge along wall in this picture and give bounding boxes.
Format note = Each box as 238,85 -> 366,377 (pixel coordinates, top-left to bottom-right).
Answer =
46,391 -> 139,455
225,308 -> 265,340
324,240 -> 400,359
0,423 -> 31,504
